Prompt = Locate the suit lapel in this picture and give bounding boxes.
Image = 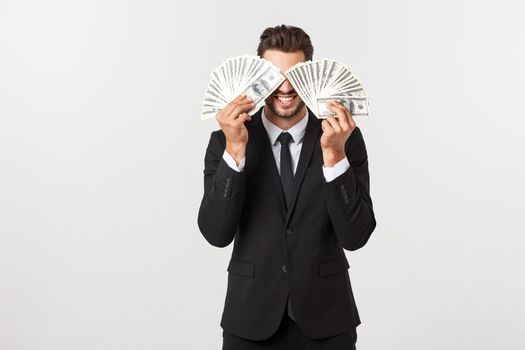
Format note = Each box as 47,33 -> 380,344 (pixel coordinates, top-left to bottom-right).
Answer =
285,111 -> 321,226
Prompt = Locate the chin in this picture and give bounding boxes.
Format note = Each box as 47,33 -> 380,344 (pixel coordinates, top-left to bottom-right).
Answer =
266,98 -> 306,119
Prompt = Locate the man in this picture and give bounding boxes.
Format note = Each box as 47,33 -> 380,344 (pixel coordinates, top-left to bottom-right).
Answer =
198,25 -> 376,349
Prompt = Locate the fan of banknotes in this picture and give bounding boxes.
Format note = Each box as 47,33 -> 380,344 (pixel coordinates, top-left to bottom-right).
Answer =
284,59 -> 370,117
200,55 -> 285,120
201,56 -> 370,119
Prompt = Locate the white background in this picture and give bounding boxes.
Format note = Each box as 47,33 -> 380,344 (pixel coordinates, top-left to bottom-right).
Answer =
1,0 -> 524,349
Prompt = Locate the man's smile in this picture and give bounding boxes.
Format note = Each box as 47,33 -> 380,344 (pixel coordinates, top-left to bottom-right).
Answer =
273,93 -> 298,107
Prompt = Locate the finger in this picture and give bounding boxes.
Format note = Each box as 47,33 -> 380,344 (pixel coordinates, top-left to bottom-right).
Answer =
339,104 -> 356,130
234,112 -> 252,125
215,110 -> 222,121
229,102 -> 255,120
235,93 -> 253,106
325,115 -> 342,134
232,113 -> 252,128
239,100 -> 256,113
331,102 -> 350,131
222,95 -> 251,117
321,119 -> 334,135
223,101 -> 253,121
332,100 -> 356,128
222,100 -> 242,118
338,114 -> 350,132
332,101 -> 357,132
216,109 -> 230,125
328,100 -> 348,119
234,93 -> 250,102
347,114 -> 356,130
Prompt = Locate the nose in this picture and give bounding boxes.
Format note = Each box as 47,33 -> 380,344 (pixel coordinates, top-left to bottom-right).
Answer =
277,79 -> 294,94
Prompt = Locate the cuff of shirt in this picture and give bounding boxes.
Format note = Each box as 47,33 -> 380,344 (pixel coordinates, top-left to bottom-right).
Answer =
322,157 -> 350,182
222,150 -> 246,172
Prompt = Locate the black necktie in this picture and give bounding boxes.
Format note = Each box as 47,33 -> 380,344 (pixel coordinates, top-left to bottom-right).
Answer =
277,132 -> 297,321
277,132 -> 294,210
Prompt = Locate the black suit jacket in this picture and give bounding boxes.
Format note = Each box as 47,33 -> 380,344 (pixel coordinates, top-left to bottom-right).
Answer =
197,107 -> 376,341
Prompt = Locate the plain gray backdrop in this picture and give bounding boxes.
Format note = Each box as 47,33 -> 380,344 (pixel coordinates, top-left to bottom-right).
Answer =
1,0 -> 524,349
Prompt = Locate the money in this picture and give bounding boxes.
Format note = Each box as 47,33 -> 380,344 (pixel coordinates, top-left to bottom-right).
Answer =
201,56 -> 371,120
242,66 -> 284,114
200,55 -> 285,120
317,96 -> 370,117
285,59 -> 370,118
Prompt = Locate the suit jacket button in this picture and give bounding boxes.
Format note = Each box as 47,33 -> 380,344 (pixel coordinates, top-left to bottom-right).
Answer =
282,265 -> 287,274
285,228 -> 293,236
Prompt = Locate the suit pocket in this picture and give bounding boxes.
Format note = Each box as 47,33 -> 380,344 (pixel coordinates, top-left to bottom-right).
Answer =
227,259 -> 255,278
319,257 -> 350,277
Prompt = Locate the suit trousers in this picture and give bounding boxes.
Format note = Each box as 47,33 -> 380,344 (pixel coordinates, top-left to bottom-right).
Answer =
222,299 -> 357,350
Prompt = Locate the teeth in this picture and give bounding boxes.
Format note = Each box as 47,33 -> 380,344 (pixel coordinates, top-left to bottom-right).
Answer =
277,96 -> 293,102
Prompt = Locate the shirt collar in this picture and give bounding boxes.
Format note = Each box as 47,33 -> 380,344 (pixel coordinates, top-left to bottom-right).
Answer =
261,107 -> 309,146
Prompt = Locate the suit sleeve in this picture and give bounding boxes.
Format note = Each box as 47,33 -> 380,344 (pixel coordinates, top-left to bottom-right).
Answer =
325,127 -> 377,251
197,130 -> 246,247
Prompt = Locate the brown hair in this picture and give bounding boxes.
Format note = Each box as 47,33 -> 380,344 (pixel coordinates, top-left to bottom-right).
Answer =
257,25 -> 313,60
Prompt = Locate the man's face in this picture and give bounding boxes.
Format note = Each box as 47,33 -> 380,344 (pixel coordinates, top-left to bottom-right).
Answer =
262,49 -> 306,119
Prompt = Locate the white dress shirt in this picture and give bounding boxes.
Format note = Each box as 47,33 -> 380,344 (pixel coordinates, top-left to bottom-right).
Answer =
222,108 -> 350,182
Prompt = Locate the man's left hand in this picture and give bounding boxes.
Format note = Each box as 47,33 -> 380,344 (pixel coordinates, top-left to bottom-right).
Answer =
320,100 -> 356,167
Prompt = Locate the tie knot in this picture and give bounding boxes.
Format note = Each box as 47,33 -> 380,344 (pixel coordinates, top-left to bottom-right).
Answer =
277,132 -> 293,146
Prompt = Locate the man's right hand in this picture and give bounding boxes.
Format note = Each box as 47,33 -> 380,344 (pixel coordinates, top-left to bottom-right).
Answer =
215,94 -> 254,165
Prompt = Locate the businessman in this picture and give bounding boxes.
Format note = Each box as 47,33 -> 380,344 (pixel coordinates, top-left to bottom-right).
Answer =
198,24 -> 376,349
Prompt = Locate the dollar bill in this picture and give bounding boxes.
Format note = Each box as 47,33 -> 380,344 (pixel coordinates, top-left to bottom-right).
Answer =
242,65 -> 284,113
317,96 -> 370,117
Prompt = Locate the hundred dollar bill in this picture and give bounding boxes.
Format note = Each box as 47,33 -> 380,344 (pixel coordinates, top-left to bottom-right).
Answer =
317,96 -> 370,117
242,65 -> 285,114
